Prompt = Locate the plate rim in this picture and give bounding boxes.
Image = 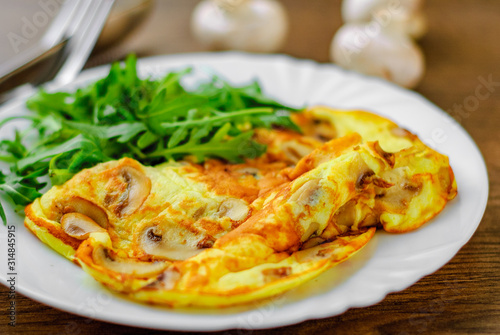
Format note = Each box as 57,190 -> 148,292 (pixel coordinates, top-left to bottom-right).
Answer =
0,51 -> 489,331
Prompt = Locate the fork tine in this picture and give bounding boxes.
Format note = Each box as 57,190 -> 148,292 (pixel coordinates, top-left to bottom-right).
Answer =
51,0 -> 115,86
0,0 -> 115,105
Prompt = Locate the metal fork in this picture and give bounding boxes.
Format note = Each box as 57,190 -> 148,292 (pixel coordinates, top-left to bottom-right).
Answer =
0,0 -> 115,104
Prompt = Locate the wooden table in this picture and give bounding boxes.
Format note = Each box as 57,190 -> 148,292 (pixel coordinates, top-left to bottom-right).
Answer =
1,0 -> 499,334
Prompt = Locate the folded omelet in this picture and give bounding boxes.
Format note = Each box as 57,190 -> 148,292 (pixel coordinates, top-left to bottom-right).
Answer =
24,107 -> 457,307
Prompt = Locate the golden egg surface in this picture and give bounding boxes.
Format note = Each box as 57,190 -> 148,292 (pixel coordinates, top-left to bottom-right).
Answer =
24,107 -> 457,307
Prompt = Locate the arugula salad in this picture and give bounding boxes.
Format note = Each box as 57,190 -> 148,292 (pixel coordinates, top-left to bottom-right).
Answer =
0,55 -> 300,224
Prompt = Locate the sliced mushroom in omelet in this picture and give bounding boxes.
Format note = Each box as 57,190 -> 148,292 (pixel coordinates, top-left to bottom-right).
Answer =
24,106 -> 457,307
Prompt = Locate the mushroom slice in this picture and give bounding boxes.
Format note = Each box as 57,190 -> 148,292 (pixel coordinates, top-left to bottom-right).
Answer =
334,199 -> 357,228
289,179 -> 321,206
301,221 -> 320,242
376,167 -> 422,214
281,141 -> 316,163
310,118 -> 337,142
301,236 -> 326,249
371,141 -> 395,168
54,197 -> 108,229
61,213 -> 106,240
217,199 -> 250,222
92,245 -> 168,277
105,166 -> 152,217
137,222 -> 210,261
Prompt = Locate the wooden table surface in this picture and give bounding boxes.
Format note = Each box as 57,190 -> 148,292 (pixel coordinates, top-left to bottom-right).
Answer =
1,0 -> 499,334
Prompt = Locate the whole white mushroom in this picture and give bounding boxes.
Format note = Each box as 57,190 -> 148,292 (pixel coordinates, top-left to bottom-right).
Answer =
342,0 -> 427,39
330,23 -> 425,88
191,0 -> 288,53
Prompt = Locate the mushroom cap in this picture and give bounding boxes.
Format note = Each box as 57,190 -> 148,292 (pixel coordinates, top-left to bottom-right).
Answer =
342,0 -> 423,23
341,0 -> 427,39
330,23 -> 425,88
191,0 -> 288,52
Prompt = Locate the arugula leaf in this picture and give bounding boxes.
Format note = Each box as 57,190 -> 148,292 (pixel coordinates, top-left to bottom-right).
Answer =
0,183 -> 42,206
0,201 -> 6,226
160,107 -> 274,130
0,54 -> 301,225
16,135 -> 95,171
152,123 -> 266,163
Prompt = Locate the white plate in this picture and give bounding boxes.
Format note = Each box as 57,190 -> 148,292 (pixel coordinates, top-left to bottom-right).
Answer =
0,52 -> 489,331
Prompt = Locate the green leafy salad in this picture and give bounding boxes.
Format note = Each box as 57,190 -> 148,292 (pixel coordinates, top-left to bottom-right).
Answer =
0,55 -> 300,224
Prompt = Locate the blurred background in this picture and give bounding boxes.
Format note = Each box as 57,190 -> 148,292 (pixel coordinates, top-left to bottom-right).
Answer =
0,0 -> 498,105
1,0 -> 498,195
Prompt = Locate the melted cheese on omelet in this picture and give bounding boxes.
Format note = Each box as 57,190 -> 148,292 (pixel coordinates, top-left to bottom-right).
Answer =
24,106 -> 457,307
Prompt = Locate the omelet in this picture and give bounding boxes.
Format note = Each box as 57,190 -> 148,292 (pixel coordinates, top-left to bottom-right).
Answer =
24,106 -> 457,307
